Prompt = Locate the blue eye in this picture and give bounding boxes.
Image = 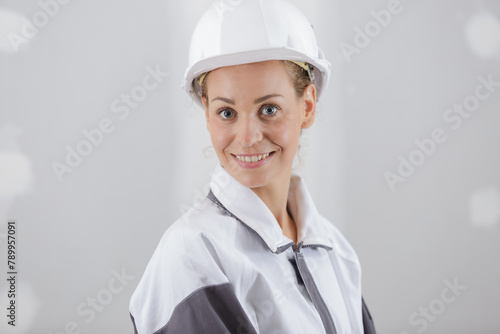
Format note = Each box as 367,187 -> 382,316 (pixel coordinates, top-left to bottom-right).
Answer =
261,105 -> 279,116
218,109 -> 235,119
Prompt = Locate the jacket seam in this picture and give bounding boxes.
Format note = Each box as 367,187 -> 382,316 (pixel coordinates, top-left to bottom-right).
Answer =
152,282 -> 231,334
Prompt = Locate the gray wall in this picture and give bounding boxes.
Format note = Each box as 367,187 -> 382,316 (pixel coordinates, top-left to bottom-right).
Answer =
0,0 -> 498,333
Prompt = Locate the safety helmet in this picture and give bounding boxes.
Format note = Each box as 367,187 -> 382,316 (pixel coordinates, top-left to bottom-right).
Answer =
182,0 -> 331,109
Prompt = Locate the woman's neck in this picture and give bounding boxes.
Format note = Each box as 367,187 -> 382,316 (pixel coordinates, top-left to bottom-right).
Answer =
250,170 -> 297,244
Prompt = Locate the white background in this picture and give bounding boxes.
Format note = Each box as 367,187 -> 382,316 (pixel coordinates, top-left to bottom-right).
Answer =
0,0 -> 499,333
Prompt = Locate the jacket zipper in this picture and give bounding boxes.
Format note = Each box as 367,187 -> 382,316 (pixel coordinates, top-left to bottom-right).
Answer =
293,243 -> 337,334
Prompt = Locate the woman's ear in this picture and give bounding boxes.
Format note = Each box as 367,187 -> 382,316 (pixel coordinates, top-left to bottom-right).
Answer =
301,84 -> 316,129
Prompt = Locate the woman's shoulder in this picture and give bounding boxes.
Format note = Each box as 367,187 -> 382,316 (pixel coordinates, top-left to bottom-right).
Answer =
131,196 -> 235,294
157,195 -> 237,253
130,197 -> 237,333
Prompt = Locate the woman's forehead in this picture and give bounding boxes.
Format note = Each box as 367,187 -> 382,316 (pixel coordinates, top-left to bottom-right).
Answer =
213,60 -> 284,76
207,61 -> 292,95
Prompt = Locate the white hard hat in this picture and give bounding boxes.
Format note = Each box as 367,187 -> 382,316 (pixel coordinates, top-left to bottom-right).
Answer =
182,0 -> 332,109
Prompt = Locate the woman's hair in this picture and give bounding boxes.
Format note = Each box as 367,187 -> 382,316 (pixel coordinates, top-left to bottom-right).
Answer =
200,60 -> 315,105
282,60 -> 315,99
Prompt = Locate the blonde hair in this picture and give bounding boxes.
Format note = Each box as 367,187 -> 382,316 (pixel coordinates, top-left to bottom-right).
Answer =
200,60 -> 314,106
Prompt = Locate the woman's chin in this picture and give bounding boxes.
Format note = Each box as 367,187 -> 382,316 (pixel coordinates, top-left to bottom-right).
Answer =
229,168 -> 269,189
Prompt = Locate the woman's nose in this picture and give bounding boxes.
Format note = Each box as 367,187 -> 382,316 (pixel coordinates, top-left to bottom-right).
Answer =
236,115 -> 263,147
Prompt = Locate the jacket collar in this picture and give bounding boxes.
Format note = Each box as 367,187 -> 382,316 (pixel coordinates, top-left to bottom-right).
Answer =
208,162 -> 334,253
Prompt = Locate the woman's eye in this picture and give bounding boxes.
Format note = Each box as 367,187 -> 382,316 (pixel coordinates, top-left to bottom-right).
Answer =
261,105 -> 279,116
218,109 -> 235,119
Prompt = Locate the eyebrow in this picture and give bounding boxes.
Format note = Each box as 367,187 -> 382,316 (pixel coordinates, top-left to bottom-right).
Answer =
210,94 -> 283,105
254,94 -> 282,104
211,97 -> 235,105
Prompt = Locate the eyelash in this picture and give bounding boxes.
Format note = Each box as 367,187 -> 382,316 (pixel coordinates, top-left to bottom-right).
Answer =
216,104 -> 281,120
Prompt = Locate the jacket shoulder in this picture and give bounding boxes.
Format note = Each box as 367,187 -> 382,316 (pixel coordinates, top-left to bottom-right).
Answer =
129,196 -> 238,333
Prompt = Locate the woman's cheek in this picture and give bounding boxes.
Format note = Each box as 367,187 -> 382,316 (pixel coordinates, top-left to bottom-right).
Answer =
272,116 -> 301,149
210,123 -> 233,151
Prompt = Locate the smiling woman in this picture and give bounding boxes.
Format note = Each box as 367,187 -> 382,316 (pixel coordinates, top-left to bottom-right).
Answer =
203,60 -> 316,245
129,1 -> 376,333
203,61 -> 315,211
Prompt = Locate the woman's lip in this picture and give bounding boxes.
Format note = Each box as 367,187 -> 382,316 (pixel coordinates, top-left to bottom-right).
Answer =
231,151 -> 274,169
232,152 -> 272,157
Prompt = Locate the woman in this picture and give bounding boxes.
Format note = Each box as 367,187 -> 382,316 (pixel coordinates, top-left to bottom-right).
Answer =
129,1 -> 376,333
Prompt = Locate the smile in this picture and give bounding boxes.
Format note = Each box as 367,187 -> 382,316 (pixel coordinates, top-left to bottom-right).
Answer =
234,152 -> 271,163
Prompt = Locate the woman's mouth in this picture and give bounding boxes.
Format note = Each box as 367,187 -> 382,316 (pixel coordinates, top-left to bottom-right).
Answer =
232,152 -> 274,168
234,152 -> 270,162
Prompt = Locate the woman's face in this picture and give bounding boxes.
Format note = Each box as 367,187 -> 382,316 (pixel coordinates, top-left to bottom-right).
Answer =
202,60 -> 316,189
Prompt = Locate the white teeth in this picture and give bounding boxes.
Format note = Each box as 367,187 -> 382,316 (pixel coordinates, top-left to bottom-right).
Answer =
236,152 -> 271,162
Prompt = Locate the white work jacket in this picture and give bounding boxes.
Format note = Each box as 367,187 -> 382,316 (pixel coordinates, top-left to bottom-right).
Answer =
130,163 -> 376,334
